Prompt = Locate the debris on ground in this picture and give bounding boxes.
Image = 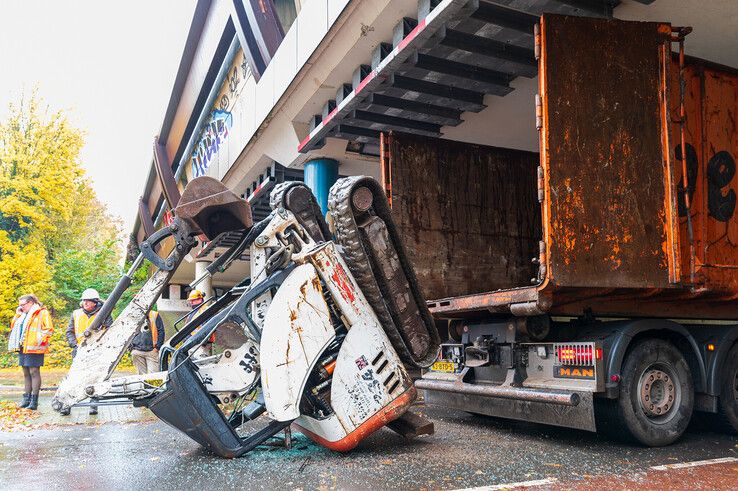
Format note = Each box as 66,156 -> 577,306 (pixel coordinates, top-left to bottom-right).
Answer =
0,401 -> 40,432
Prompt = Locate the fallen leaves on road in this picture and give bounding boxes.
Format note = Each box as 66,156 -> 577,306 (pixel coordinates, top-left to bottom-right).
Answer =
0,401 -> 40,432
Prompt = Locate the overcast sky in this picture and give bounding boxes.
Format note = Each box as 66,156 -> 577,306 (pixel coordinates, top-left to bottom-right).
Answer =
0,0 -> 196,233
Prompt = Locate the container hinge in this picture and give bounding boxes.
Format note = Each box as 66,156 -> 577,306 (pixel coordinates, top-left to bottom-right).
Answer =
534,22 -> 541,61
537,165 -> 545,203
535,94 -> 542,130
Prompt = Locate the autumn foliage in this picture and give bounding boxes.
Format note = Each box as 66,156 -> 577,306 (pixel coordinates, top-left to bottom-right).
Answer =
0,94 -> 123,367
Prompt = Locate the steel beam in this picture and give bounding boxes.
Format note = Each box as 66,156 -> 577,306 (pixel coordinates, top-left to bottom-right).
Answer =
137,198 -> 158,251
344,110 -> 442,137
441,28 -> 536,67
332,125 -> 381,144
153,138 -> 182,208
389,74 -> 487,111
409,52 -> 513,95
359,93 -> 463,126
470,1 -> 538,34
298,0 -> 472,153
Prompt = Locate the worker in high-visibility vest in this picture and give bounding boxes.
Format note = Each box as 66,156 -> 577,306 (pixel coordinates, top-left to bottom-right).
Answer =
66,288 -> 113,352
64,288 -> 113,415
129,310 -> 165,374
187,290 -> 215,357
8,294 -> 54,411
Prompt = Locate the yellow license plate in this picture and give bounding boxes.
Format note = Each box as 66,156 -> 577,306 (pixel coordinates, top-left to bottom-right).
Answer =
431,361 -> 456,372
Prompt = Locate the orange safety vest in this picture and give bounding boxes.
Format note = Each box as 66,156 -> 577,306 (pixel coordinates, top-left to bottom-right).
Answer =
148,311 -> 160,347
72,308 -> 101,344
11,306 -> 54,354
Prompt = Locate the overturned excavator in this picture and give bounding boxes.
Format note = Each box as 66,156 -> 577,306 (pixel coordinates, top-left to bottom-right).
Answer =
52,176 -> 440,457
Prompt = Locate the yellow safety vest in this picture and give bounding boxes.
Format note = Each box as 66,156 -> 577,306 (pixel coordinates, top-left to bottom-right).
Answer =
72,308 -> 99,344
11,306 -> 54,354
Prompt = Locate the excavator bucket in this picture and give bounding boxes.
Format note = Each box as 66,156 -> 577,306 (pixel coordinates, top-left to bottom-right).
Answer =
176,176 -> 253,240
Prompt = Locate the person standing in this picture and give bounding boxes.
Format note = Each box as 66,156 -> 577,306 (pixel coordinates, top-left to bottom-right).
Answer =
7,294 -> 54,410
130,310 -> 165,374
65,288 -> 113,415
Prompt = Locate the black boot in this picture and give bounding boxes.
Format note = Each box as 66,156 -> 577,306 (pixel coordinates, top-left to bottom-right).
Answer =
18,393 -> 31,408
27,394 -> 39,411
89,398 -> 98,415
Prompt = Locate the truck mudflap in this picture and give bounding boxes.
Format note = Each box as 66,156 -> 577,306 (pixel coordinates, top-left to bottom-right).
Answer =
143,357 -> 290,459
328,176 -> 441,368
417,371 -> 595,432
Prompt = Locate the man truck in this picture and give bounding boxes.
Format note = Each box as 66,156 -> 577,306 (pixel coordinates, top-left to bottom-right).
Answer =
384,14 -> 738,446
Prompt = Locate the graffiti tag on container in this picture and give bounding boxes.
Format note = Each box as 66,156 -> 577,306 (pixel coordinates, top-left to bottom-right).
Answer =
676,143 -> 736,222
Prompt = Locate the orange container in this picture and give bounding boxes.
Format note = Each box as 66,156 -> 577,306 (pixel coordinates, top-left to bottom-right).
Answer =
384,15 -> 738,320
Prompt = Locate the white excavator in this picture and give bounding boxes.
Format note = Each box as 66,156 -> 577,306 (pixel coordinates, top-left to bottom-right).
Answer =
52,176 -> 439,457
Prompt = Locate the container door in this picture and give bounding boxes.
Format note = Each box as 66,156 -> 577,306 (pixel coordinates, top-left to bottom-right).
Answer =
538,14 -> 680,289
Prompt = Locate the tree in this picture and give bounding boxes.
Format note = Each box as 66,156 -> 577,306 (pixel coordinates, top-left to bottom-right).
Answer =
0,93 -> 123,338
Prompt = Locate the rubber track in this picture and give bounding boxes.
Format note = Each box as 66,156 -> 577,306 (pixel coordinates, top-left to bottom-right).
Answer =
328,176 -> 440,368
270,181 -> 331,241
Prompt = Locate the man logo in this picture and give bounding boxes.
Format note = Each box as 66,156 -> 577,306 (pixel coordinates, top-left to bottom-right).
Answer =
554,366 -> 595,379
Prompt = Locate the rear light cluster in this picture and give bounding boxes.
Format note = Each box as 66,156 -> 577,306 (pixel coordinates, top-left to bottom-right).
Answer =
555,343 -> 602,366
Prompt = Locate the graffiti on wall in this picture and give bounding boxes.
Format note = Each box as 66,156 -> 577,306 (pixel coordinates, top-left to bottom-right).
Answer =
191,110 -> 233,178
189,50 -> 250,178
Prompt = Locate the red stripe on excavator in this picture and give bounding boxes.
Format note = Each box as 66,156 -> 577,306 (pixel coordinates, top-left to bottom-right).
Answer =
294,386 -> 416,452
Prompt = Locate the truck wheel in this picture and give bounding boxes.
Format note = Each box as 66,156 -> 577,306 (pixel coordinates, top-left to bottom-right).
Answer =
613,339 -> 694,446
716,344 -> 738,434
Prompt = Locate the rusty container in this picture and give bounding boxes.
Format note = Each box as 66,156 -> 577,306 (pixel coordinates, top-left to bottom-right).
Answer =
383,15 -> 738,320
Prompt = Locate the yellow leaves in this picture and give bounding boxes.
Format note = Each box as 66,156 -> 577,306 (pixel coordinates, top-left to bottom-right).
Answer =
0,92 -> 121,330
0,93 -> 85,241
0,400 -> 40,432
0,235 -> 53,322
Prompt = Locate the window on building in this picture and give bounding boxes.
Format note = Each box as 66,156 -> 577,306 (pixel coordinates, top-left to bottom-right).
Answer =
274,0 -> 300,33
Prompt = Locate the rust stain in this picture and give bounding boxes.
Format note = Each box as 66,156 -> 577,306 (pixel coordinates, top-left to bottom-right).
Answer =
311,275 -> 322,293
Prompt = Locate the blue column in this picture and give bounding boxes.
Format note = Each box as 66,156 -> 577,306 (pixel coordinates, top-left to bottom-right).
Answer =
303,158 -> 339,215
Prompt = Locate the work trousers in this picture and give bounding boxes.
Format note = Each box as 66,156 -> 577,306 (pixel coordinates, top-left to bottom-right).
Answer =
131,349 -> 159,374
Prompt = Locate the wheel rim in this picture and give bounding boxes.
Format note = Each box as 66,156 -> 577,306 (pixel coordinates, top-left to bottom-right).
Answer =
638,364 -> 681,422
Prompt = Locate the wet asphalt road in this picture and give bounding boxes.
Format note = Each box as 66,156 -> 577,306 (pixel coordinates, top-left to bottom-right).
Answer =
1,401 -> 736,490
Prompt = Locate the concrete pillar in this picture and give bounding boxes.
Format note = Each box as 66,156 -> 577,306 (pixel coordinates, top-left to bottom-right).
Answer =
195,260 -> 213,299
303,158 -> 339,215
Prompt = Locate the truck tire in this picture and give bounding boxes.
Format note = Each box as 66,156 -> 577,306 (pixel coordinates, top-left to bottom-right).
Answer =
716,344 -> 738,434
607,338 -> 694,446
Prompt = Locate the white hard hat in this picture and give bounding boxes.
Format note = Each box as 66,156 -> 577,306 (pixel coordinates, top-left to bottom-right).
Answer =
80,288 -> 100,301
